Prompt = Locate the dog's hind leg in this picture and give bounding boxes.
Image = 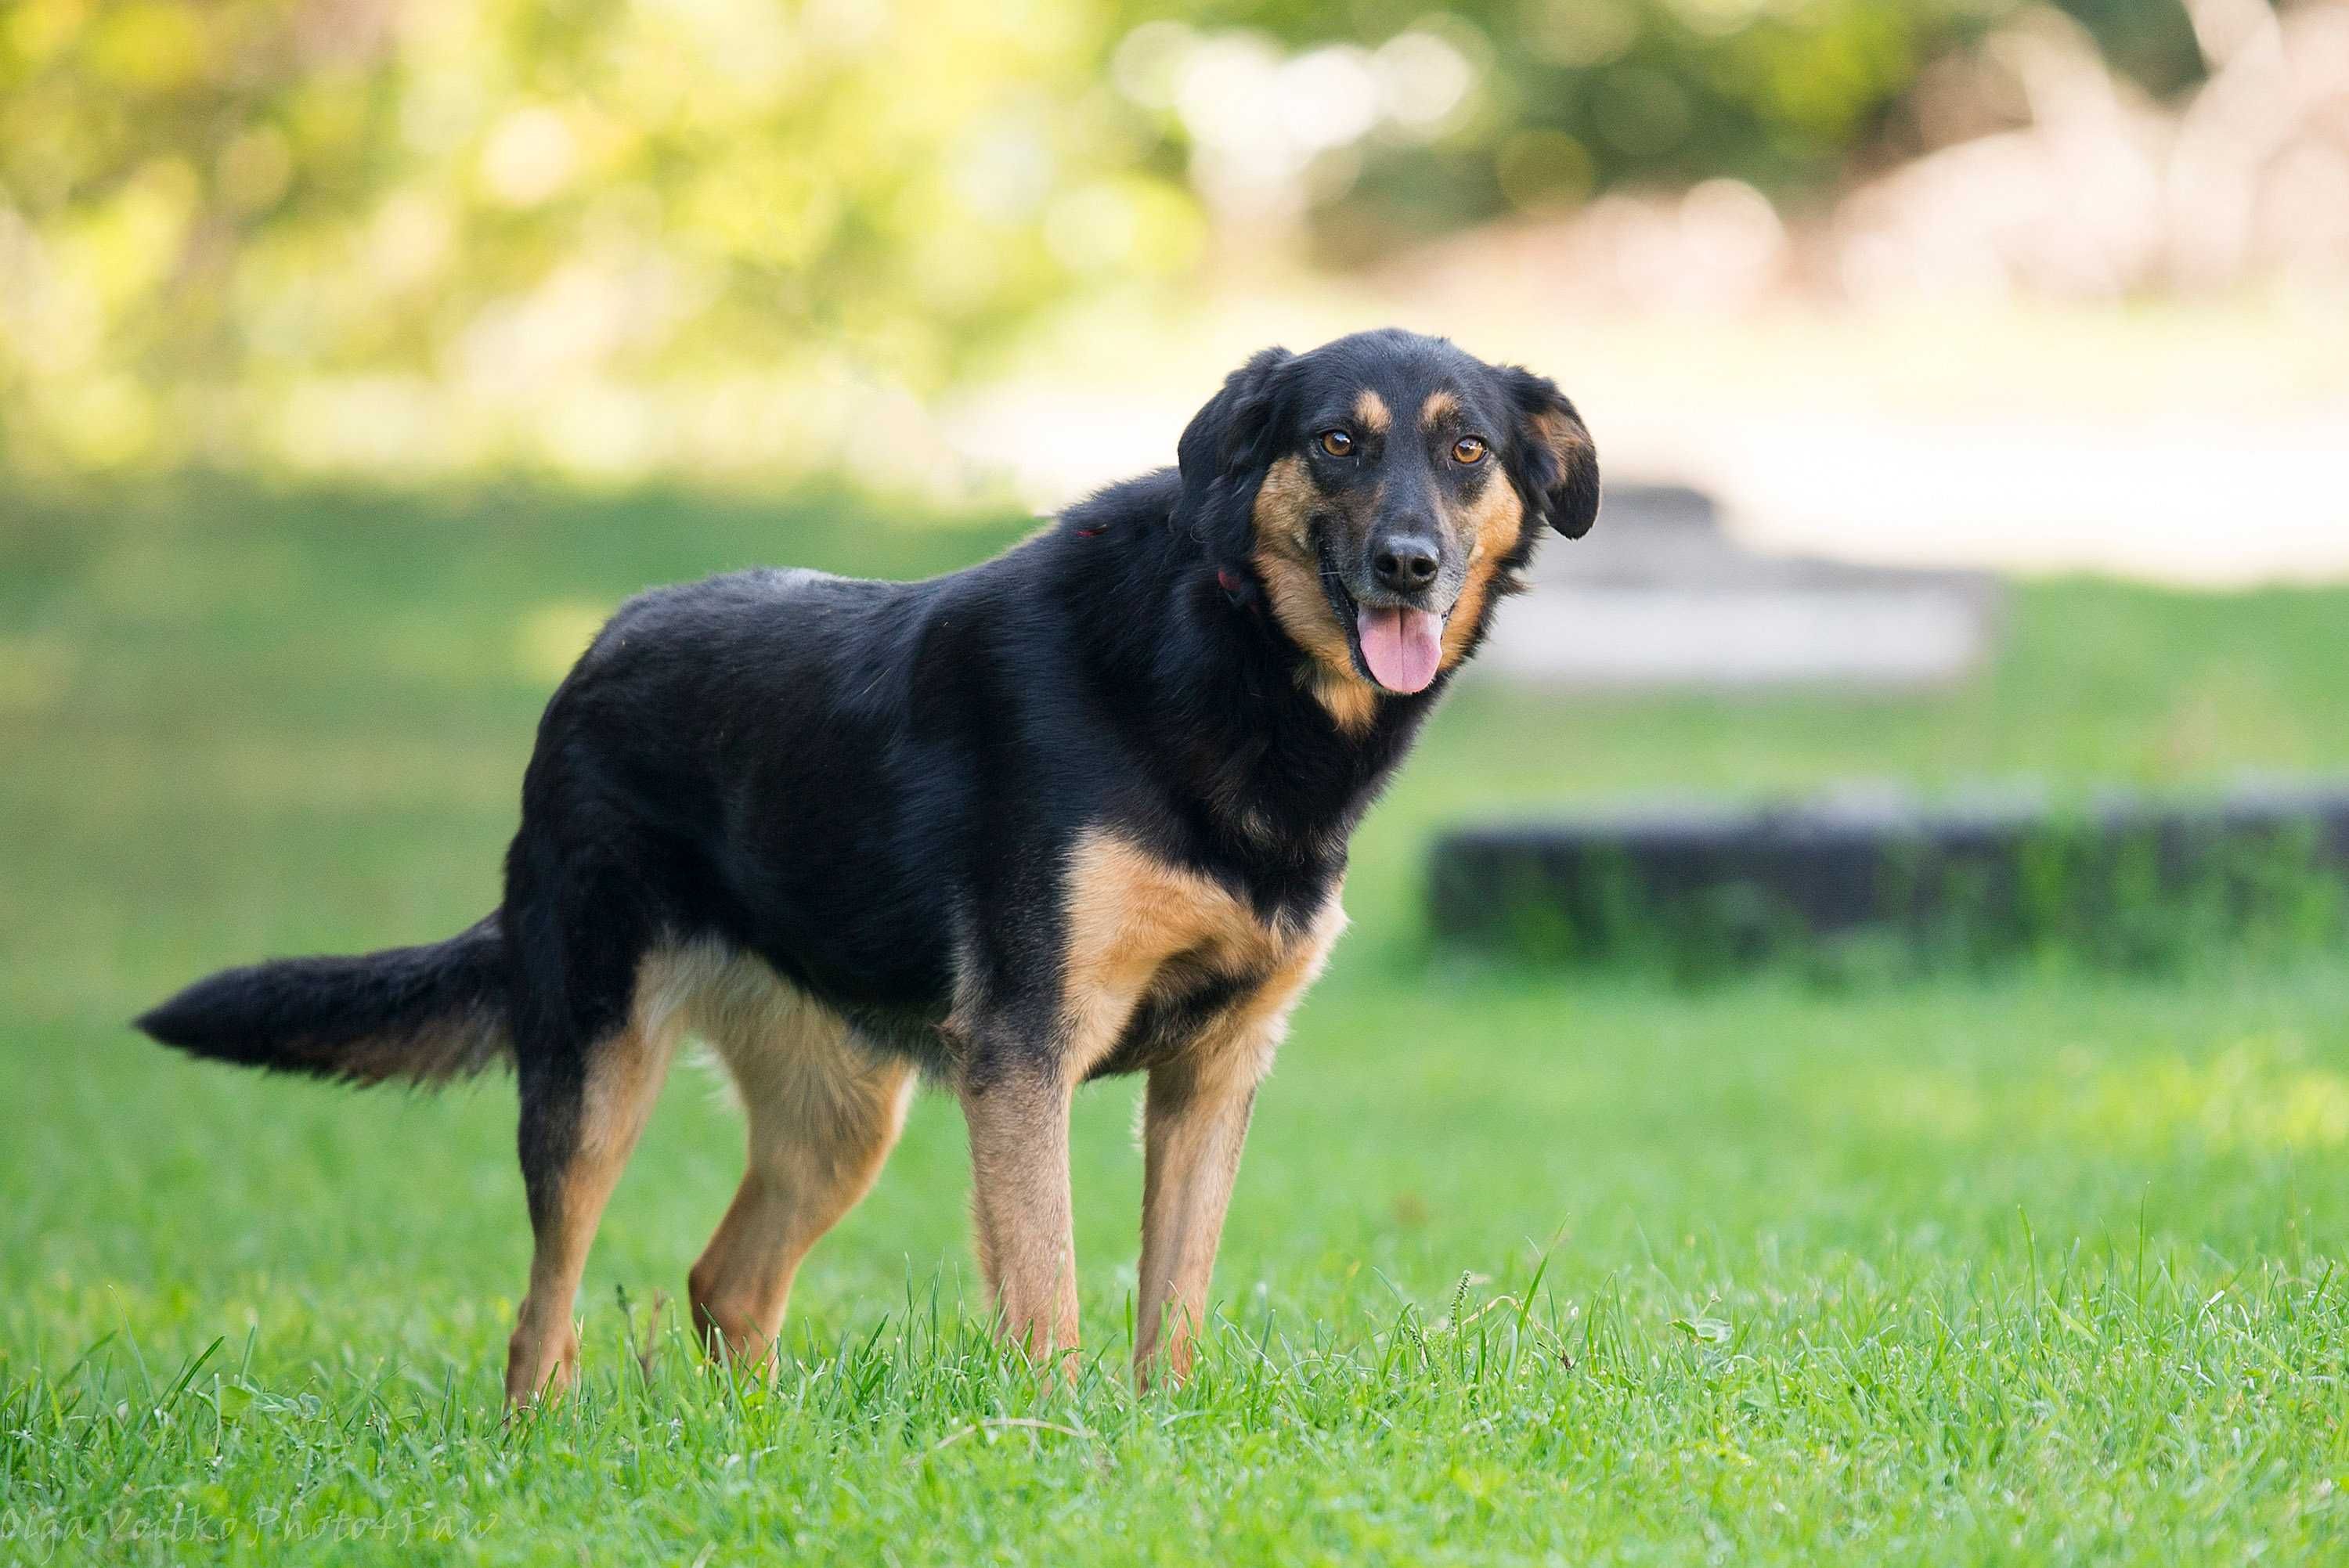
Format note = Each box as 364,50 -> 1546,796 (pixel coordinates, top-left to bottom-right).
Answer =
500,854 -> 680,1406
503,1005 -> 676,1406
684,963 -> 915,1372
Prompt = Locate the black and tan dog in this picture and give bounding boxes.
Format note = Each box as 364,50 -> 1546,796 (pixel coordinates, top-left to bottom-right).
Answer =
138,329 -> 1599,1404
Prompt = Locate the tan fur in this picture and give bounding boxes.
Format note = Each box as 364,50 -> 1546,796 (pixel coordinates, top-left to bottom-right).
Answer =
1057,831 -> 1312,1073
1134,890 -> 1345,1383
1251,452 -> 1319,556
295,1000 -> 507,1086
656,944 -> 916,1373
503,943 -> 922,1404
1438,475 -> 1526,669
1250,455 -> 1380,735
1352,388 -> 1391,434
961,1069 -> 1081,1368
959,834 -> 1348,1374
503,845 -> 1353,1398
503,991 -> 680,1405
1529,405 -> 1592,467
1419,389 -> 1459,428
1301,666 -> 1379,734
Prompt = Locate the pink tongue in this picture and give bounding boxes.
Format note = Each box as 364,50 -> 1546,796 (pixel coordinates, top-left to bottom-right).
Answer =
1356,606 -> 1443,693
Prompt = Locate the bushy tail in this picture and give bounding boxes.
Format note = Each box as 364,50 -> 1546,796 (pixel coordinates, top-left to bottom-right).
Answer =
135,914 -> 511,1087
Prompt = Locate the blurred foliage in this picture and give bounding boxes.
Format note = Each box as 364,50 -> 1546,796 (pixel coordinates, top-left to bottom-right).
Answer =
1434,813 -> 2349,985
0,0 -> 1206,476
1231,0 -> 2208,256
0,0 -> 2202,477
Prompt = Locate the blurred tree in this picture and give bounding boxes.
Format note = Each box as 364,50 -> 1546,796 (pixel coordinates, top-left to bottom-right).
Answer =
1132,0 -> 2208,255
0,0 -> 1202,474
0,0 -> 2203,478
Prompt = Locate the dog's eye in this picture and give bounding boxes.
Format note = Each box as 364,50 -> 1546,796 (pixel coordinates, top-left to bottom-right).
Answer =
1451,436 -> 1488,465
1319,430 -> 1353,457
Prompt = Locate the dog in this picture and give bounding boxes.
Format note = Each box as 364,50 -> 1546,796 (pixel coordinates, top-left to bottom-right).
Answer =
138,328 -> 1599,1404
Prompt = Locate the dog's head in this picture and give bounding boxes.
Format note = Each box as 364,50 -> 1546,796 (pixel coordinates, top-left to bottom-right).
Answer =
1178,330 -> 1598,722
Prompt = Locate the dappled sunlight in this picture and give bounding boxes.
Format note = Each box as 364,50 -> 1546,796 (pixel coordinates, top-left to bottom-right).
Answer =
2069,1035 -> 2349,1155
1855,1029 -> 2349,1158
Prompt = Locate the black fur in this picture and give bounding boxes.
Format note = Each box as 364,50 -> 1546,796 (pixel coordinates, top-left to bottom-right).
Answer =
137,917 -> 507,1084
138,328 -> 1597,1247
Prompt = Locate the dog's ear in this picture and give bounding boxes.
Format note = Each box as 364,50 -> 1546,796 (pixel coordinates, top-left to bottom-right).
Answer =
1178,347 -> 1295,488
1501,367 -> 1600,539
1176,347 -> 1295,553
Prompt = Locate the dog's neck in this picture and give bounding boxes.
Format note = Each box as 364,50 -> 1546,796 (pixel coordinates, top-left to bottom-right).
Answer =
1052,478 -> 1456,872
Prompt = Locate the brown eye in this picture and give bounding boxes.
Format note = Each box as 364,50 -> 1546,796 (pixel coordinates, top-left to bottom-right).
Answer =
1319,429 -> 1353,457
1452,435 -> 1488,465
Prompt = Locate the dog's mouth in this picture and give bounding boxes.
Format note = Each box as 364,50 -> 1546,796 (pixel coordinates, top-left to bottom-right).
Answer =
1315,535 -> 1447,696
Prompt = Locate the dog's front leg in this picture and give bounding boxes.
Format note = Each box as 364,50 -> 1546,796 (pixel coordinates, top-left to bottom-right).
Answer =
1132,894 -> 1345,1388
959,1061 -> 1081,1372
1134,1048 -> 1261,1386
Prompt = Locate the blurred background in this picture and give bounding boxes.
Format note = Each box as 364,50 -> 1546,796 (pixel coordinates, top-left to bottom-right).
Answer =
8,9 -> 2349,1532
5,0 -> 2347,989
3,0 -> 2345,577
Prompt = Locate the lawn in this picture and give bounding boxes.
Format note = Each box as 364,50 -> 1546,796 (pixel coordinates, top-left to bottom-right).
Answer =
5,481 -> 2349,1564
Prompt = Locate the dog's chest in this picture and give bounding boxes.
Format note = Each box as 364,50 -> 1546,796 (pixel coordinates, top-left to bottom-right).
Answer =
1060,830 -> 1344,1076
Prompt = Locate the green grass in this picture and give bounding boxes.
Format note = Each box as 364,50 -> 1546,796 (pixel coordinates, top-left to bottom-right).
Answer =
5,479 -> 2349,1563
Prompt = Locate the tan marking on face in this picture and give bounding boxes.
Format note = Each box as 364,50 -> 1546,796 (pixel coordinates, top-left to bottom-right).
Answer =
1252,452 -> 1318,555
1419,389 -> 1459,429
1352,388 -> 1391,434
1438,475 -> 1527,670
1250,455 -> 1378,735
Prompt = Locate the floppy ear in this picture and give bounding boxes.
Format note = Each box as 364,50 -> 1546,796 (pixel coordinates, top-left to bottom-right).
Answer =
1176,347 -> 1295,559
1502,367 -> 1600,539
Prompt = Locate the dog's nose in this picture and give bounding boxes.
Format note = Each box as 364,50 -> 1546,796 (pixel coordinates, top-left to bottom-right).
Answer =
1372,534 -> 1441,594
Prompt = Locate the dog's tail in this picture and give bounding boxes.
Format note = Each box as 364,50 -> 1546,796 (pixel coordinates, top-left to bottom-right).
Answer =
135,914 -> 511,1087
